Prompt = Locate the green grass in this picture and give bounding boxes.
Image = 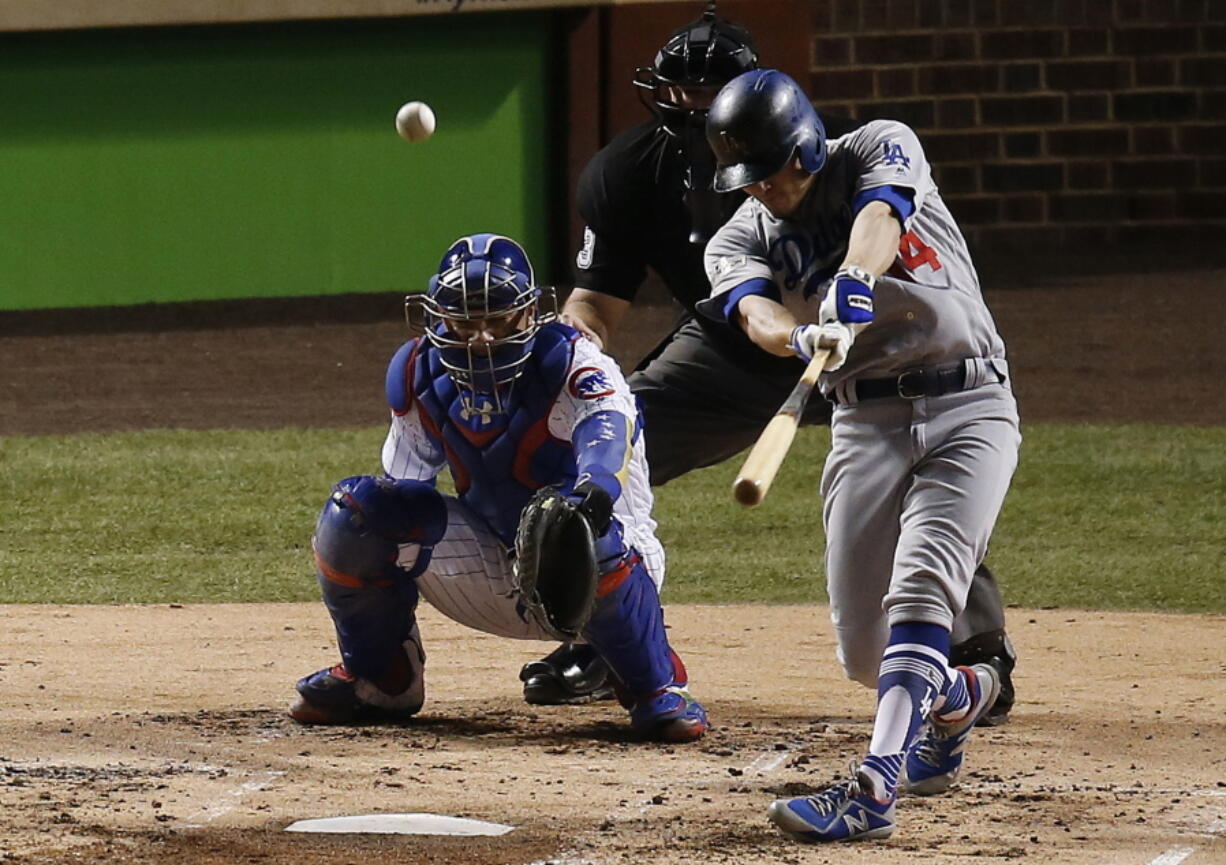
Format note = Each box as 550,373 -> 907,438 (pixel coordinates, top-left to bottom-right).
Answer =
1,424 -> 1223,612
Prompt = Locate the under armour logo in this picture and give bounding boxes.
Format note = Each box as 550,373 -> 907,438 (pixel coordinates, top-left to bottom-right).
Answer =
459,397 -> 496,425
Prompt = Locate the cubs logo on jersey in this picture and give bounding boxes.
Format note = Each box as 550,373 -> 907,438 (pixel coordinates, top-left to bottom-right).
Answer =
568,366 -> 615,400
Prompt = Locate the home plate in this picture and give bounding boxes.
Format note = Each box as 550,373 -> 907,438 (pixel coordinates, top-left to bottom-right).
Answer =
285,813 -> 515,836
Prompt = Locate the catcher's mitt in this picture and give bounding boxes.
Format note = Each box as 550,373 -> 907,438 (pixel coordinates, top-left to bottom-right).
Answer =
512,486 -> 600,641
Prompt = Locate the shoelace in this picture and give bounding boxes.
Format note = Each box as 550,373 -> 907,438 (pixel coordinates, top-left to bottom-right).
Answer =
911,735 -> 948,769
801,761 -> 866,816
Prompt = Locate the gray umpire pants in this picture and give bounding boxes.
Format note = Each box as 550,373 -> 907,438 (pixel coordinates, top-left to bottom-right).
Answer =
627,318 -> 1008,643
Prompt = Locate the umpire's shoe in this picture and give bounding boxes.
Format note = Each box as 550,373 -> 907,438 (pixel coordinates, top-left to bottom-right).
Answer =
949,630 -> 1016,726
902,663 -> 1001,796
519,642 -> 616,705
767,764 -> 896,843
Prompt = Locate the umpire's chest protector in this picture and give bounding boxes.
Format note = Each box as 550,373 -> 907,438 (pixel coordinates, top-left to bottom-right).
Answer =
386,327 -> 579,545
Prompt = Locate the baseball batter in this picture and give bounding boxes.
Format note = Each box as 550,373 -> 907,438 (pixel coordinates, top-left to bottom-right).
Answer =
700,70 -> 1020,842
288,233 -> 708,743
522,4 -> 1019,729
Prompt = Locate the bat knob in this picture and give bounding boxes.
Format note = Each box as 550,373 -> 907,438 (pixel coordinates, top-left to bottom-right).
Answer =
732,478 -> 763,508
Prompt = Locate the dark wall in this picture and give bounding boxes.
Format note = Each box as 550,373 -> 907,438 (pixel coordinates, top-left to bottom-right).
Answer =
808,0 -> 1226,257
563,0 -> 1224,273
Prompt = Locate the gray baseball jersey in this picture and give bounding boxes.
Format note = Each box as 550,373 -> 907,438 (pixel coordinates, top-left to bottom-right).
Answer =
702,119 -> 1020,686
704,119 -> 1007,395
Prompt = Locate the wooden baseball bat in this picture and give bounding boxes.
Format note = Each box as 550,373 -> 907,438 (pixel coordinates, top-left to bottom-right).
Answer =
732,347 -> 831,507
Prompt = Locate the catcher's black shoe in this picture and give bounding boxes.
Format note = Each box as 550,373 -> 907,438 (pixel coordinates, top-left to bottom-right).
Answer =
519,642 -> 616,705
949,630 -> 1016,727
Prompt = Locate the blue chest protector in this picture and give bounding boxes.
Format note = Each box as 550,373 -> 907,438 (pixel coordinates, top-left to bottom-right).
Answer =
386,323 -> 581,546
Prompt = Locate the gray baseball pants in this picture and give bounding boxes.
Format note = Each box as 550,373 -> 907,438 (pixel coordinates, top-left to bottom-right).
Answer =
627,318 -> 1011,645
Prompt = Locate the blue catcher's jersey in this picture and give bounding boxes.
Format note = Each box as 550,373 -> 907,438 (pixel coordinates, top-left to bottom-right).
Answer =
383,324 -> 582,545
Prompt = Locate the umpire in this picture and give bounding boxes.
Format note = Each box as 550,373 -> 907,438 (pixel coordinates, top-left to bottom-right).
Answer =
519,2 -> 1018,724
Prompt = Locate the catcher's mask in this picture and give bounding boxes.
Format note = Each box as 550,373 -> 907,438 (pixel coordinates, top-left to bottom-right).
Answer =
407,233 -> 556,418
632,2 -> 758,196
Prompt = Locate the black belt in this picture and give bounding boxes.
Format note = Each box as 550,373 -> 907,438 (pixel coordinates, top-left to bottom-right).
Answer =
846,364 -> 970,403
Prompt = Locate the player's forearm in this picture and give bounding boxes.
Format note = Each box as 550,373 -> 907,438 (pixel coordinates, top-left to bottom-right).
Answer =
571,410 -> 631,501
735,294 -> 799,358
841,200 -> 903,277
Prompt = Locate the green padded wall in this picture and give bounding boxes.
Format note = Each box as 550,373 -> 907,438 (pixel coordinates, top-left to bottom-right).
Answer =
0,17 -> 552,311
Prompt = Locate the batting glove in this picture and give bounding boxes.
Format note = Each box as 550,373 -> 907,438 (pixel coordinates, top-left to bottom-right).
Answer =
788,324 -> 823,364
819,265 -> 876,331
815,321 -> 856,371
787,322 -> 856,371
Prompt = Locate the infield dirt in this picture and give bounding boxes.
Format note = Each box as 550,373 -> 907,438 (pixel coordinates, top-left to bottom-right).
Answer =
1,266 -> 1224,864
2,603 -> 1224,865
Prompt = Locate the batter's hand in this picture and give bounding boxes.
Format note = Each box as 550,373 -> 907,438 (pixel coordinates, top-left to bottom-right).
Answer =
819,265 -> 876,329
560,312 -> 605,350
789,323 -> 855,371
787,324 -> 823,364
816,321 -> 856,371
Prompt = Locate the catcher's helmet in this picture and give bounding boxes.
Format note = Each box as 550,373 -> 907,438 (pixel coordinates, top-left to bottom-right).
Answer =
408,234 -> 552,415
706,69 -> 827,193
634,3 -> 759,140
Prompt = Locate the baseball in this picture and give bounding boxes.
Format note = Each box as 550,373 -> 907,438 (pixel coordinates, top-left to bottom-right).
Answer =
395,101 -> 436,143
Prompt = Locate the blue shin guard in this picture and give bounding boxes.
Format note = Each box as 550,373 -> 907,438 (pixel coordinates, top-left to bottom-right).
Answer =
580,545 -> 707,742
291,476 -> 445,724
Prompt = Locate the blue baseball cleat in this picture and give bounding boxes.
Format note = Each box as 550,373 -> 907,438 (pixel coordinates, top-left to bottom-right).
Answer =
767,765 -> 896,843
628,682 -> 708,743
902,662 -> 1001,795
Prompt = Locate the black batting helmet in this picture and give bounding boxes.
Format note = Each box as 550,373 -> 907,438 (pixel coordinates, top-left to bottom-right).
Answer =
706,69 -> 827,193
633,2 -> 759,139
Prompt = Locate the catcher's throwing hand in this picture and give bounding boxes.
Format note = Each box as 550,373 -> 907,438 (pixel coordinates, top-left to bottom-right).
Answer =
567,479 -> 614,535
512,486 -> 602,641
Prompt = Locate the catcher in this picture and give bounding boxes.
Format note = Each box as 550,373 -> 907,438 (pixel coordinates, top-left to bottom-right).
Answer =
288,232 -> 708,743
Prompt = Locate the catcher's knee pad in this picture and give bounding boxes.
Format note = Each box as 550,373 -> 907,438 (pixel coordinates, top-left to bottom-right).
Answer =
313,475 -> 447,585
581,552 -> 676,699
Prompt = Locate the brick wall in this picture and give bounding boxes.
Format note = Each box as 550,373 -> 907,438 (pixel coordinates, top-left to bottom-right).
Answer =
810,0 -> 1226,257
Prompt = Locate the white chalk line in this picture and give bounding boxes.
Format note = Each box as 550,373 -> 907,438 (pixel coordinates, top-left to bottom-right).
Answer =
180,769 -> 285,828
1202,814 -> 1226,836
1147,848 -> 1195,865
743,748 -> 793,776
